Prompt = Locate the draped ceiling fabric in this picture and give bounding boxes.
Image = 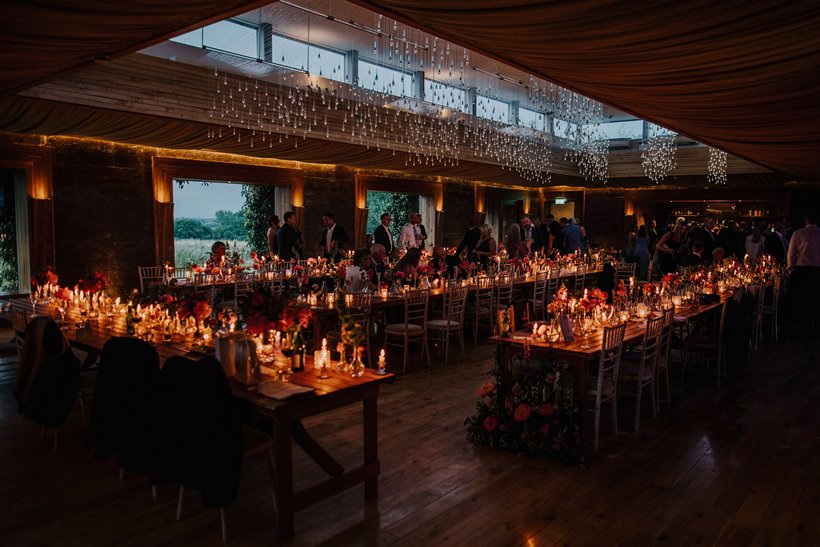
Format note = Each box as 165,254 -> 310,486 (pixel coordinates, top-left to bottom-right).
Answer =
354,0 -> 820,179
0,0 -> 272,96
1,0 -> 818,179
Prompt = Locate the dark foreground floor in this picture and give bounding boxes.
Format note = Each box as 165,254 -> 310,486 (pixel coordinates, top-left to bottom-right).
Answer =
1,332 -> 818,546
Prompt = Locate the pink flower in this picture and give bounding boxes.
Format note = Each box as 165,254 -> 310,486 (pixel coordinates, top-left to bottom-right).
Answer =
514,403 -> 532,422
483,416 -> 498,432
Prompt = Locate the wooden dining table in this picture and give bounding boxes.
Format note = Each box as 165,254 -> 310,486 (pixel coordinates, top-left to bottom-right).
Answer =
489,290 -> 731,415
1,296 -> 394,540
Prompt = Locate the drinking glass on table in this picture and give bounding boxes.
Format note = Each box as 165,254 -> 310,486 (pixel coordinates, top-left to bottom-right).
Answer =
56,304 -> 67,329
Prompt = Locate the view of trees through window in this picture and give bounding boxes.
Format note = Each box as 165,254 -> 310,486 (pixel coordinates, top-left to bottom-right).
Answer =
366,191 -> 419,245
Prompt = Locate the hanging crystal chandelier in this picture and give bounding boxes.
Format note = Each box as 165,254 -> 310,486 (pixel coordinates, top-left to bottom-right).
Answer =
641,123 -> 677,183
707,146 -> 728,184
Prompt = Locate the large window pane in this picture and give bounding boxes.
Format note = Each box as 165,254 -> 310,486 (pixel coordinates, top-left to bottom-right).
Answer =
358,60 -> 415,97
476,96 -> 509,123
203,20 -> 258,58
598,120 -> 644,140
423,79 -> 468,112
270,34 -> 345,82
517,107 -> 546,131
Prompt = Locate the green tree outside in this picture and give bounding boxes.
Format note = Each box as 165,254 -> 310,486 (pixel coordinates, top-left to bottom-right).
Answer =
173,218 -> 213,240
241,184 -> 277,253
213,209 -> 247,240
366,191 -> 419,244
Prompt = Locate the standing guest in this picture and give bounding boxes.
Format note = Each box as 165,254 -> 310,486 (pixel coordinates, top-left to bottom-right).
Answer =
655,221 -> 686,274
547,221 -> 565,258
635,225 -> 650,279
506,223 -> 526,259
277,211 -> 303,260
369,244 -> 388,279
647,219 -> 659,254
787,208 -> 820,336
561,217 -> 583,254
456,220 -> 481,256
373,213 -> 394,256
393,247 -> 421,279
715,220 -> 737,258
744,225 -> 766,259
575,219 -> 589,253
399,212 -> 427,249
266,214 -> 280,257
692,216 -> 717,260
764,219 -> 790,264
520,215 -> 544,254
473,225 -> 497,267
711,246 -> 726,264
319,212 -> 349,260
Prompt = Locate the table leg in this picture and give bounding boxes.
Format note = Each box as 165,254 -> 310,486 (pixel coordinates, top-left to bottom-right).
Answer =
274,413 -> 295,539
363,395 -> 378,500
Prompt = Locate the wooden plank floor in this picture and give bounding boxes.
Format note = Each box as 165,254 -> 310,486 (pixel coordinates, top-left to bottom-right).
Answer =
0,335 -> 818,546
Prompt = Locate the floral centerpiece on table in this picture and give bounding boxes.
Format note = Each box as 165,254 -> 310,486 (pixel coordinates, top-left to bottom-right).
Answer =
465,346 -> 582,463
241,286 -> 284,335
613,279 -> 628,305
579,288 -> 609,312
78,271 -> 109,296
31,266 -> 59,299
177,293 -> 213,330
335,290 -> 366,375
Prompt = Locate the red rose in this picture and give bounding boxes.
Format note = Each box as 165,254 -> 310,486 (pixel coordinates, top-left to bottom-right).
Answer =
514,403 -> 532,422
536,403 -> 554,417
483,416 -> 498,432
539,424 -> 551,437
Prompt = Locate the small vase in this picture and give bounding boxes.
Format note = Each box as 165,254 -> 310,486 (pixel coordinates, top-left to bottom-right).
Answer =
350,352 -> 365,378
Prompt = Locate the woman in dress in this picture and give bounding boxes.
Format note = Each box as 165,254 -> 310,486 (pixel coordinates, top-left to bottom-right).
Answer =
654,221 -> 687,274
344,248 -> 374,293
266,214 -> 280,257
744,225 -> 766,259
505,223 -> 526,259
546,220 -> 565,258
392,247 -> 421,281
473,225 -> 497,267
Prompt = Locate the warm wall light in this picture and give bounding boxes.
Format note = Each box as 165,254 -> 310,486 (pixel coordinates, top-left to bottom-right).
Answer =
474,186 -> 485,213
292,178 -> 305,208
28,174 -> 51,200
523,194 -> 531,214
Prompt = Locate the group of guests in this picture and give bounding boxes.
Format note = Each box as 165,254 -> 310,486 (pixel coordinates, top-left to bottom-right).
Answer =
628,215 -> 799,278
266,211 -> 350,261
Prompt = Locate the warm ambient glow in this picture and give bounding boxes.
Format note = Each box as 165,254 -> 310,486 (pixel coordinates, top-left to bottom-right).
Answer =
28,174 -> 51,200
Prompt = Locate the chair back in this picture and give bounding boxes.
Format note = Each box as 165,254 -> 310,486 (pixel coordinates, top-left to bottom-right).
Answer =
11,309 -> 31,358
404,288 -> 430,327
573,265 -> 587,295
474,276 -> 495,311
547,273 -> 561,302
597,322 -> 627,388
658,307 -> 675,365
443,285 -> 469,324
87,337 -> 160,472
532,271 -> 548,301
173,267 -> 190,280
138,266 -> 164,293
638,315 -> 665,375
616,262 -> 637,281
495,273 -> 514,307
266,272 -> 286,296
233,274 -> 254,304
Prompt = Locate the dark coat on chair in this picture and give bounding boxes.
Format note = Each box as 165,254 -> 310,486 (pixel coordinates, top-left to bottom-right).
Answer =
87,337 -> 160,474
14,318 -> 80,428
152,356 -> 243,508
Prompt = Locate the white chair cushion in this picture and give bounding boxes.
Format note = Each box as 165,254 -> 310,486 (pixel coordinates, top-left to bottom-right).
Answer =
385,323 -> 424,335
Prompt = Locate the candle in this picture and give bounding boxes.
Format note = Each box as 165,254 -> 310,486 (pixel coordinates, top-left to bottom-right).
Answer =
376,348 -> 387,374
532,322 -> 538,339
636,303 -> 648,319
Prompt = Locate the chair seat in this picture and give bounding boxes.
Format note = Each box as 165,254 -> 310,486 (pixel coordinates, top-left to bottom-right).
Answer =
385,323 -> 424,335
587,377 -> 616,399
242,426 -> 273,455
620,362 -> 654,381
428,319 -> 461,329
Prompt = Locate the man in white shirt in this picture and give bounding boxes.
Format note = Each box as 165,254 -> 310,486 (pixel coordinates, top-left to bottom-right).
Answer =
787,209 -> 820,337
399,212 -> 426,249
319,212 -> 349,261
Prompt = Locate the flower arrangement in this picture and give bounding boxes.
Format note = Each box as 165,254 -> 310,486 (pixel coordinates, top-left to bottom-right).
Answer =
31,265 -> 59,289
178,293 -> 212,323
241,286 -> 284,335
278,299 -> 312,335
465,351 -> 582,463
642,282 -> 658,298
78,271 -> 109,294
579,288 -> 608,312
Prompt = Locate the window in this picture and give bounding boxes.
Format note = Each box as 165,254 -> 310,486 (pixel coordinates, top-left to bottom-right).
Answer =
270,34 -> 345,82
423,79 -> 468,112
517,108 -> 547,131
552,118 -> 579,140
598,120 -> 644,140
476,96 -> 509,123
172,20 -> 258,59
358,60 -> 415,97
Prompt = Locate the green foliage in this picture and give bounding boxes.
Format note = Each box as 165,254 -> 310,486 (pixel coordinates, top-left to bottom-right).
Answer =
241,184 -> 277,253
366,191 -> 419,242
0,180 -> 18,293
213,209 -> 247,240
174,218 -> 213,240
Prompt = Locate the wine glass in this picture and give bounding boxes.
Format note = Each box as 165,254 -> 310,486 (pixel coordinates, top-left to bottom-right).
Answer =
56,304 -> 67,329
29,291 -> 36,317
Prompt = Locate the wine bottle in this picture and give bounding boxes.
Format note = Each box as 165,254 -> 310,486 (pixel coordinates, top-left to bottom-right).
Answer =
126,306 -> 135,336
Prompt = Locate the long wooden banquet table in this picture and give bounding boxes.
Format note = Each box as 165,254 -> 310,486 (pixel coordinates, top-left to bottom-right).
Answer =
489,291 -> 732,415
2,297 -> 393,540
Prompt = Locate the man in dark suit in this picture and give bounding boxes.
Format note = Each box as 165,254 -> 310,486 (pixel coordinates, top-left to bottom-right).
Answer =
277,211 -> 303,260
319,212 -> 349,261
691,216 -> 717,260
373,213 -> 394,256
684,240 -> 706,268
764,219 -> 790,264
520,215 -> 544,254
456,220 -> 481,256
